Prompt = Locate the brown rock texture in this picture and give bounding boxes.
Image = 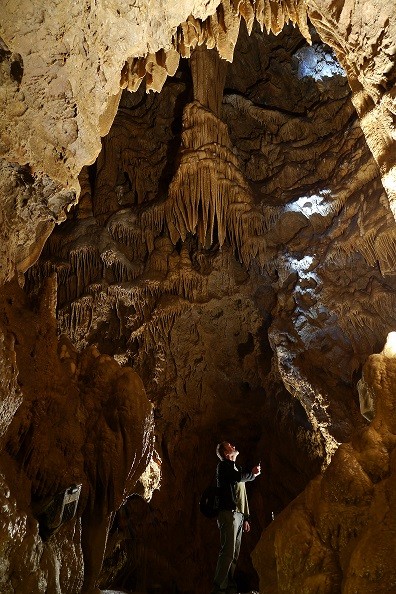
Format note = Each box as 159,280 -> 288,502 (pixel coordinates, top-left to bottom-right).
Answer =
0,278 -> 156,592
253,332 -> 396,593
0,157 -> 74,285
0,1 -> 221,189
307,0 -> 396,215
20,20 -> 394,591
0,1 -> 396,593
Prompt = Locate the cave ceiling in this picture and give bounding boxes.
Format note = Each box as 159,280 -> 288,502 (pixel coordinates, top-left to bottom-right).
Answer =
0,1 -> 396,593
21,8 -> 396,456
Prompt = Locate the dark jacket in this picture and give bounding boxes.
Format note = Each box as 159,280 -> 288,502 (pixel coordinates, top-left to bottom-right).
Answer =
216,459 -> 255,512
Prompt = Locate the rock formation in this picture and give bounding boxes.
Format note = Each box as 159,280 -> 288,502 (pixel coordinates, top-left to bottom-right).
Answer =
253,331 -> 396,593
0,277 -> 157,592
0,0 -> 396,593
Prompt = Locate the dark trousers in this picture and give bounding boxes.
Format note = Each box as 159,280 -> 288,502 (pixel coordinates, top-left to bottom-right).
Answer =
212,510 -> 244,593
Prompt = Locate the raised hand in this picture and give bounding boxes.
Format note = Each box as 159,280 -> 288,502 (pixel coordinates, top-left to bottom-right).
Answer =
252,462 -> 261,476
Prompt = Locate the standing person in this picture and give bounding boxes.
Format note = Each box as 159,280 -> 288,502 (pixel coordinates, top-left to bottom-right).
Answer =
211,441 -> 261,594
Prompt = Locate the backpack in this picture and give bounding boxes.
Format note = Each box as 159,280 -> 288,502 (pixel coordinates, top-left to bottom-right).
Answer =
199,483 -> 220,518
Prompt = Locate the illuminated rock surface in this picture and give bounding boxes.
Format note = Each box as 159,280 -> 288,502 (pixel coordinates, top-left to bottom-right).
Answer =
0,1 -> 396,593
253,333 -> 396,593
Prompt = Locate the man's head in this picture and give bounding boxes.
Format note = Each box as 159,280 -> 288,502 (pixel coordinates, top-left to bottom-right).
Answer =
216,441 -> 239,461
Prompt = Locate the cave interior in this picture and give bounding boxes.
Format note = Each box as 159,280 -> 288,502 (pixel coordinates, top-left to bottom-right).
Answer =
0,1 -> 396,593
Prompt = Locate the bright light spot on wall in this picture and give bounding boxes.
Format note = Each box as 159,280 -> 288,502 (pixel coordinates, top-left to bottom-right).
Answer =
383,331 -> 396,357
383,167 -> 396,219
288,255 -> 314,272
286,253 -> 318,287
383,167 -> 396,192
286,189 -> 332,217
294,44 -> 346,81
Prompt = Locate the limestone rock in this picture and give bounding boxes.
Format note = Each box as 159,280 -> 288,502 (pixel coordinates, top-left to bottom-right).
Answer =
253,333 -> 396,593
0,2 -> 221,190
19,19 -> 396,591
1,1 -> 396,592
0,278 -> 155,592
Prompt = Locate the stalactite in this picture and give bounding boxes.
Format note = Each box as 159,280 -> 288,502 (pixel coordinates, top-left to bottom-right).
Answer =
224,94 -> 355,149
234,0 -> 255,34
24,260 -> 55,295
116,260 -> 143,282
260,205 -> 283,232
106,283 -> 163,324
323,245 -> 351,269
58,295 -> 93,343
100,249 -> 141,283
350,231 -> 376,268
178,22 -> 193,58
204,14 -> 216,51
106,285 -> 137,308
164,269 -> 206,302
120,56 -> 146,93
240,235 -> 268,268
332,286 -> 396,351
86,282 -> 105,298
147,251 -> 169,276
370,291 -> 396,320
121,45 -> 179,94
115,257 -> 142,283
181,18 -> 200,52
70,247 -> 102,296
129,298 -> 191,354
119,0 -> 310,97
374,231 -> 396,275
271,0 -> 285,35
255,0 -> 273,34
341,311 -> 377,340
71,296 -> 93,336
140,203 -> 166,253
211,1 -> 242,62
345,227 -> 396,274
107,212 -> 147,261
165,100 -> 266,265
145,53 -> 168,94
56,262 -> 71,288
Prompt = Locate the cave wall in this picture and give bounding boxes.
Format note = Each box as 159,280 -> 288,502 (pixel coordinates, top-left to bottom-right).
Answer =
253,334 -> 396,593
0,276 -> 157,593
307,1 -> 396,214
0,1 -> 396,593
22,19 -> 396,592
